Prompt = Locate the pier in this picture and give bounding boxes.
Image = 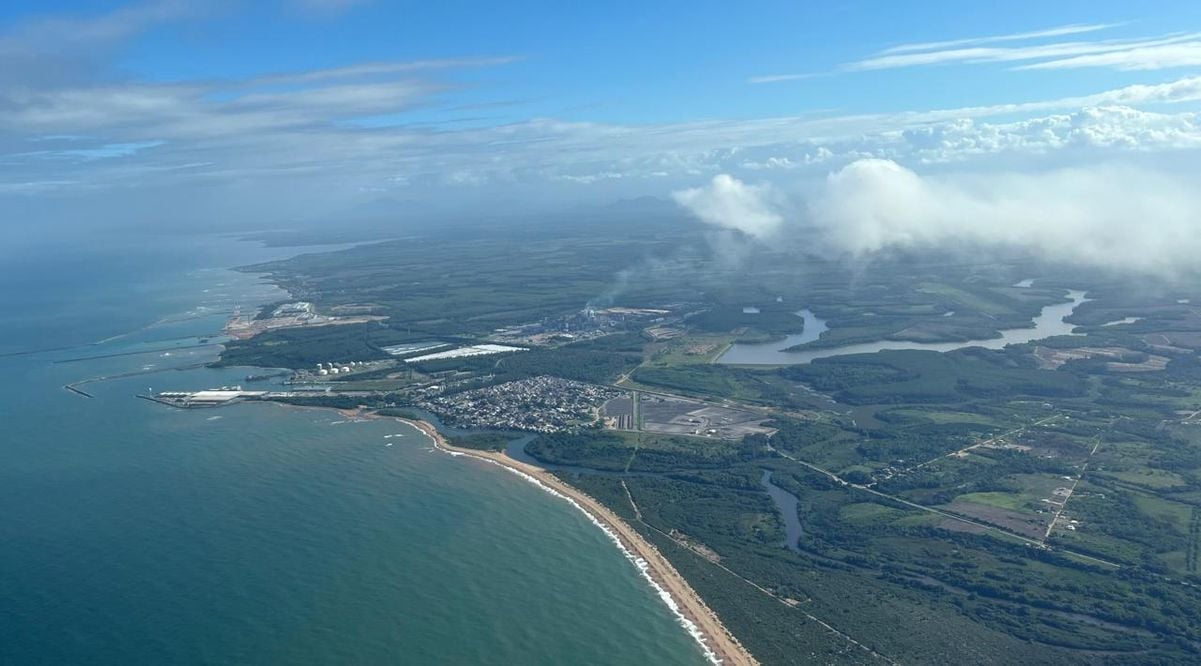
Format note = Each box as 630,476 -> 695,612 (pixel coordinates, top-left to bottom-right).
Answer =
64,384 -> 94,399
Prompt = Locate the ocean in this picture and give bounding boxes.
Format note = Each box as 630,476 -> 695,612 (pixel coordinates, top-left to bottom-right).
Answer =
0,232 -> 708,665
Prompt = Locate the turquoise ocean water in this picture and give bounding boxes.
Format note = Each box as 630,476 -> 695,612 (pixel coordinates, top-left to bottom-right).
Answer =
0,232 -> 708,665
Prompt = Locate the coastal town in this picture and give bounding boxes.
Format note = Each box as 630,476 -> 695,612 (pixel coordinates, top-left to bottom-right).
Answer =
418,376 -> 624,432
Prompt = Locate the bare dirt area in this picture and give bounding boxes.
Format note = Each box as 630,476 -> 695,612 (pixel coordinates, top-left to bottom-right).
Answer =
224,313 -> 386,340
1033,345 -> 1168,372
669,529 -> 722,563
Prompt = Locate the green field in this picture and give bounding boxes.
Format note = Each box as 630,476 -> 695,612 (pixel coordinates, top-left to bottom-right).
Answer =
918,282 -> 1016,316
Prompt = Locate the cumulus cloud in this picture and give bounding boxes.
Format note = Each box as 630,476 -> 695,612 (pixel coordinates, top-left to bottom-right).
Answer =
811,158 -> 1201,279
891,106 -> 1201,162
674,159 -> 1201,279
672,174 -> 783,239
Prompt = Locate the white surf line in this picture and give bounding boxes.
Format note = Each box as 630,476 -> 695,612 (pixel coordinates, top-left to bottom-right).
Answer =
421,439 -> 725,664
623,482 -> 897,665
500,463 -> 721,665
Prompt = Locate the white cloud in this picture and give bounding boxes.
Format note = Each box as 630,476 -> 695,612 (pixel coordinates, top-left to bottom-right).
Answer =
891,106 -> 1201,162
675,158 -> 1201,279
0,0 -> 198,54
847,32 -> 1201,71
813,159 -> 1201,278
4,5 -> 1201,230
671,175 -> 783,239
6,70 -> 1201,210
250,57 -> 524,86
0,72 -> 457,139
748,73 -> 821,85
750,23 -> 1136,83
879,23 -> 1118,55
1018,42 -> 1201,71
0,1 -> 210,89
555,171 -> 625,184
0,179 -> 80,194
752,24 -> 1201,79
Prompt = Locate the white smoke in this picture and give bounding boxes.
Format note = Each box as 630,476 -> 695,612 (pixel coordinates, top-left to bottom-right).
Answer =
673,159 -> 1201,278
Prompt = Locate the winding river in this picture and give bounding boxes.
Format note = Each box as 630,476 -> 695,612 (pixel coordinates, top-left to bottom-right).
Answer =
759,470 -> 802,552
718,290 -> 1088,365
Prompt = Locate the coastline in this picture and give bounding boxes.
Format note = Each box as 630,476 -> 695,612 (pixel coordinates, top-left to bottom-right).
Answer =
385,415 -> 758,666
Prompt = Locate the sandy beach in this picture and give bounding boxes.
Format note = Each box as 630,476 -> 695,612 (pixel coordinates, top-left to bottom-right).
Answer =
389,416 -> 759,666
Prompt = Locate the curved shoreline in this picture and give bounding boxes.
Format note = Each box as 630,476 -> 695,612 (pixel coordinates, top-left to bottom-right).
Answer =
388,415 -> 758,666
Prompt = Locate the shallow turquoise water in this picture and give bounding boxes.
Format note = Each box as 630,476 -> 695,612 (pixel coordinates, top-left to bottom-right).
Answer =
0,233 -> 707,665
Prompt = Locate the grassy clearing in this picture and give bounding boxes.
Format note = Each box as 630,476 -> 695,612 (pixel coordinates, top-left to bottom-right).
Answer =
957,491 -> 1027,511
885,408 -> 1001,426
839,502 -> 904,525
649,334 -> 736,366
918,282 -> 1013,316
1130,492 -> 1194,533
1099,469 -> 1188,490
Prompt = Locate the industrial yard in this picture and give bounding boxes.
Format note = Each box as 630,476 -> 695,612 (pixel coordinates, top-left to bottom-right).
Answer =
490,306 -> 674,346
633,394 -> 775,440
143,386 -> 268,408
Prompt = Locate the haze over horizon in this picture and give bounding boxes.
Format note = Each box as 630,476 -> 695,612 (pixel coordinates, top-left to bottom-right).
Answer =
3,0 -> 1201,267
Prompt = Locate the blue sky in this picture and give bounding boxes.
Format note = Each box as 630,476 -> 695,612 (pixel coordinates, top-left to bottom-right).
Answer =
2,0 -> 1201,246
47,1 -> 1201,122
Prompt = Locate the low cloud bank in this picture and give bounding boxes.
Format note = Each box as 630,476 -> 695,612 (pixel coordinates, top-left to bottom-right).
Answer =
673,158 -> 1201,278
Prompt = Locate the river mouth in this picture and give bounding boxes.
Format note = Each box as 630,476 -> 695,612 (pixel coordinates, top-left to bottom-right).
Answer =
718,290 -> 1088,366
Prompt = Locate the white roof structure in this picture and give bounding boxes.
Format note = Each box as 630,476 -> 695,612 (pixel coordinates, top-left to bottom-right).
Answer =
404,344 -> 526,363
188,390 -> 267,403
